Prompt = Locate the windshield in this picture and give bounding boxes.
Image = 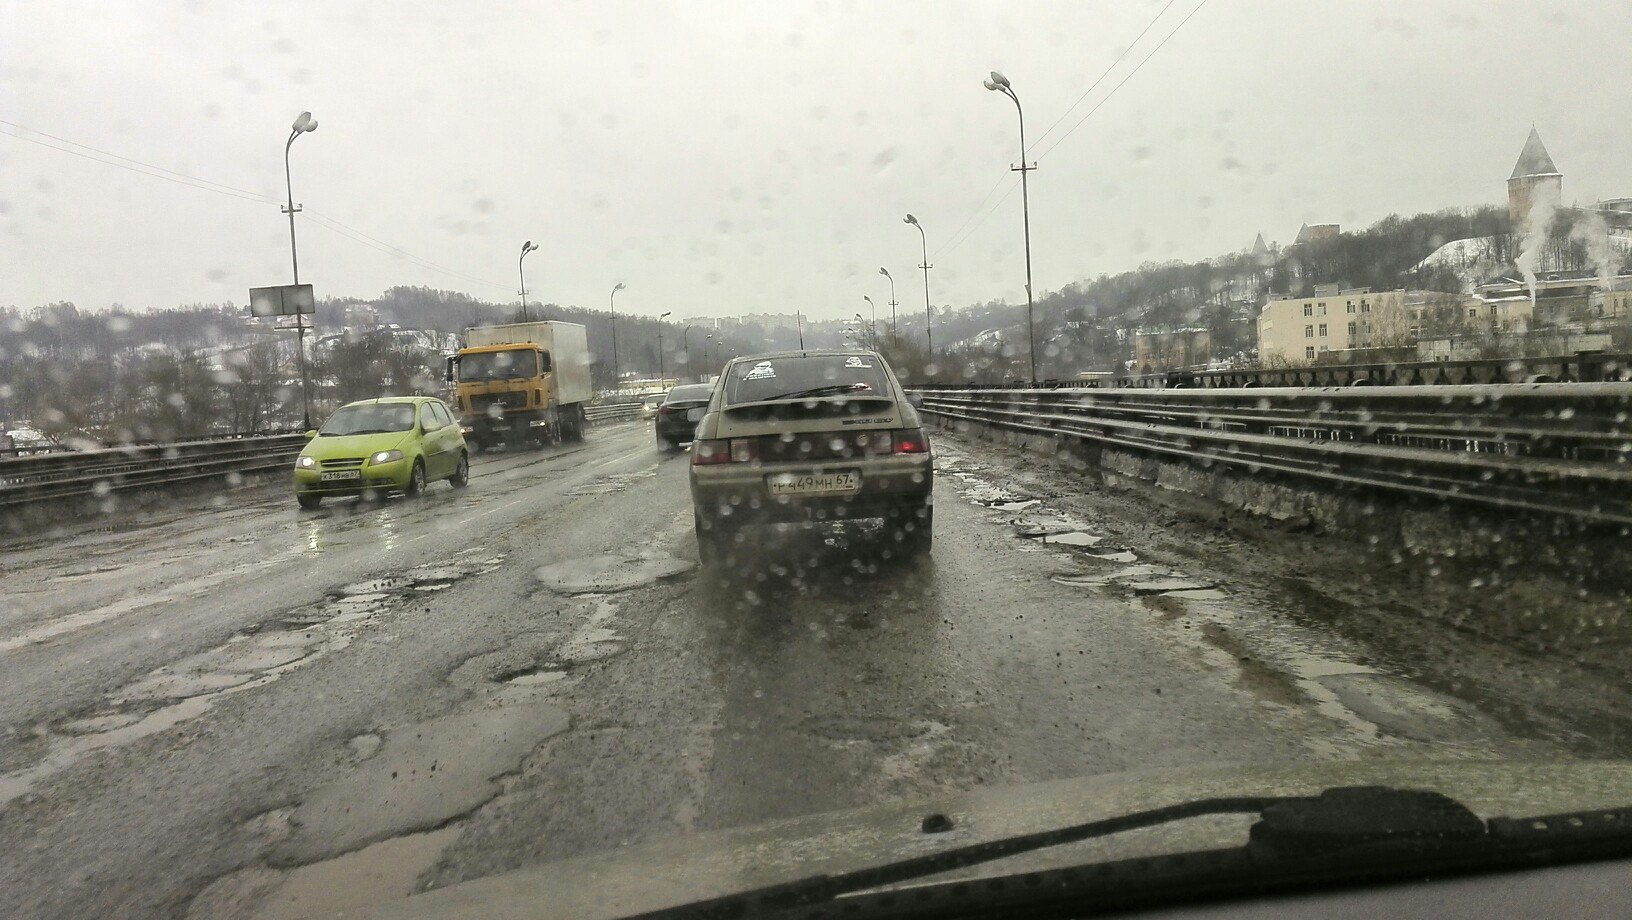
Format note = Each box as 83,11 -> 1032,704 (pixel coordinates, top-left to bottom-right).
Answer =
723,355 -> 890,405
8,5 -> 1632,920
459,349 -> 538,381
318,402 -> 417,435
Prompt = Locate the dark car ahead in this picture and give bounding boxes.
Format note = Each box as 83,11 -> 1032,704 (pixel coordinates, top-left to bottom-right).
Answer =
655,383 -> 715,450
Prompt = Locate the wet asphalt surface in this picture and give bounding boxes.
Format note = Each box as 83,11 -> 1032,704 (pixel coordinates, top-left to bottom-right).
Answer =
0,421 -> 1625,920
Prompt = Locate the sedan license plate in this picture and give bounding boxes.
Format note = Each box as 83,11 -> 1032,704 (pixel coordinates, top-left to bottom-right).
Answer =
766,471 -> 860,496
319,470 -> 361,482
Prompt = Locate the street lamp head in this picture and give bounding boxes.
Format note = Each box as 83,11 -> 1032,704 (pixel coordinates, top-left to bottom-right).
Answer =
613,281 -> 626,291
521,240 -> 538,254
904,213 -> 918,225
989,71 -> 1011,89
878,267 -> 890,278
660,311 -> 672,319
863,295 -> 873,304
292,111 -> 317,133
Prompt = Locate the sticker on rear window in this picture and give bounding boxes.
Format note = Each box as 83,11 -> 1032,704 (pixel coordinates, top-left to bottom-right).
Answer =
743,361 -> 776,380
844,356 -> 873,368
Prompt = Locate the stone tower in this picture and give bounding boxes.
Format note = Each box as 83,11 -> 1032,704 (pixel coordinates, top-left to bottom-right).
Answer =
1508,127 -> 1562,225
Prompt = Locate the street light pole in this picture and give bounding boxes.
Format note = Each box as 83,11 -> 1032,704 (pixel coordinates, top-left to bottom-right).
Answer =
609,282 -> 626,392
887,270 -> 900,350
283,111 -> 318,429
985,70 -> 1038,385
863,295 -> 878,349
682,326 -> 693,382
905,214 -> 933,363
705,334 -> 714,380
518,240 -> 539,322
657,311 -> 672,385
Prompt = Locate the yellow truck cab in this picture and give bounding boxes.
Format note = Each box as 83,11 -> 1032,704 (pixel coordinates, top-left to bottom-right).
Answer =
445,321 -> 593,451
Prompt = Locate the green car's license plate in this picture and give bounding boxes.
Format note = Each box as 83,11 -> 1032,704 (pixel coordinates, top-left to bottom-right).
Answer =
320,470 -> 362,482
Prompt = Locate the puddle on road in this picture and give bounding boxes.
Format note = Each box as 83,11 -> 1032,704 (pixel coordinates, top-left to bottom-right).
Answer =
1042,531 -> 1104,549
533,553 -> 694,594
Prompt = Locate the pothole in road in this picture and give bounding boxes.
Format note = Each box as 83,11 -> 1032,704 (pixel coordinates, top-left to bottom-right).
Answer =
3,550 -> 508,807
1043,531 -> 1104,548
1012,519 -> 1084,538
347,732 -> 384,762
801,715 -> 935,743
501,668 -> 569,686
533,554 -> 694,594
1050,564 -> 1217,596
275,704 -> 571,864
188,826 -> 461,920
338,577 -> 414,595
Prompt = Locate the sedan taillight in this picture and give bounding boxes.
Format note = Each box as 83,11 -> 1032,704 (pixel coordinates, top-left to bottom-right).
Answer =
892,428 -> 930,454
692,438 -> 758,465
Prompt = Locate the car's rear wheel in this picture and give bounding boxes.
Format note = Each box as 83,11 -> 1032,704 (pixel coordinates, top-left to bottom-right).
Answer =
449,451 -> 469,488
405,459 -> 427,497
296,492 -> 322,510
695,511 -> 731,568
889,499 -> 933,558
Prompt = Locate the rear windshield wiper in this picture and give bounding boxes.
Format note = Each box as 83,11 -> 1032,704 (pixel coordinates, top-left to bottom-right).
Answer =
758,383 -> 876,401
628,786 -> 1632,919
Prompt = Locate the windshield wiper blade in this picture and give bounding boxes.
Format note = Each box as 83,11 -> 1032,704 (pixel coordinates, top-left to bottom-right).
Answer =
760,383 -> 874,401
629,786 -> 1632,920
629,793 -> 1287,919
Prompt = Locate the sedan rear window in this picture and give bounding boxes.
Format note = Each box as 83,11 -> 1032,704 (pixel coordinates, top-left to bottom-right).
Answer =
664,385 -> 715,404
722,355 -> 890,406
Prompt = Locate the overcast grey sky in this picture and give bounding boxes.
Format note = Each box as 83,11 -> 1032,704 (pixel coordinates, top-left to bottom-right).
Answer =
3,0 -> 1628,322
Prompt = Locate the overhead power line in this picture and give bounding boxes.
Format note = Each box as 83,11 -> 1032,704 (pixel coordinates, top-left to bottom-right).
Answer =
931,0 -> 1205,266
1029,0 -> 1181,153
931,171 -> 1014,260
1034,0 -> 1209,162
0,119 -> 512,293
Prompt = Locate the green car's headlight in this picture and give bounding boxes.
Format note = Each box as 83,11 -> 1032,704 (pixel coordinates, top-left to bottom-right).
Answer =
370,450 -> 404,465
296,455 -> 317,469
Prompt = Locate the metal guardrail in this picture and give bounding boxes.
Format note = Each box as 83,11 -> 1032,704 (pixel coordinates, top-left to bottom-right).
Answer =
0,409 -> 644,516
914,383 -> 1632,526
1000,351 -> 1632,391
0,434 -> 308,511
584,402 -> 643,423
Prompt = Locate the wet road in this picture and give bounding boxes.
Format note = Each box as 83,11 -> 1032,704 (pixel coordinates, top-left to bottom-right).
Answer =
0,421 -> 1616,919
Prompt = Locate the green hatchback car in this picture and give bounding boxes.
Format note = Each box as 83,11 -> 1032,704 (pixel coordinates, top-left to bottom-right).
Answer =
293,397 -> 469,509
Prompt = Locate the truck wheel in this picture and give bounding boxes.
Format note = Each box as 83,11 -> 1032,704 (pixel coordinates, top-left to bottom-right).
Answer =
449,452 -> 469,488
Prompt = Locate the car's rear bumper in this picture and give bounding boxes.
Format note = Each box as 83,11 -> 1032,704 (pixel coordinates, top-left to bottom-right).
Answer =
690,455 -> 932,524
655,418 -> 698,442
